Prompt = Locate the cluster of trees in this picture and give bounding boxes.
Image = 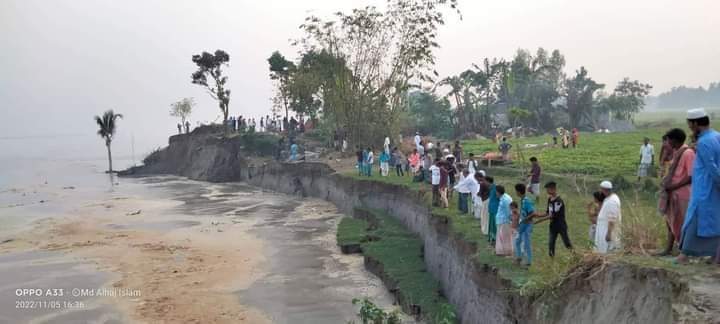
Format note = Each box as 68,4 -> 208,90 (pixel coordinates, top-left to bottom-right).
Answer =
266,1 -> 653,143
650,82 -> 720,109
268,0 -> 459,146
432,48 -> 652,137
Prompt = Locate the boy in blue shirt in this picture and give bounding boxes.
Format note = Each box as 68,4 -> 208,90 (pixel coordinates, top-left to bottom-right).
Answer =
514,183 -> 537,267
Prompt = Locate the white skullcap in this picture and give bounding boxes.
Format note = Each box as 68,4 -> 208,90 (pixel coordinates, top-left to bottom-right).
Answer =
478,170 -> 486,177
600,181 -> 613,190
687,108 -> 708,120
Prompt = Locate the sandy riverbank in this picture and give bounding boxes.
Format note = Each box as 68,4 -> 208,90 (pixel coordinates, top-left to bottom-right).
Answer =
1,191 -> 271,323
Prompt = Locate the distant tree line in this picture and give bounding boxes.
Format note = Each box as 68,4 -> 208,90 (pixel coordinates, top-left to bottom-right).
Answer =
419,48 -> 651,137
648,82 -> 720,109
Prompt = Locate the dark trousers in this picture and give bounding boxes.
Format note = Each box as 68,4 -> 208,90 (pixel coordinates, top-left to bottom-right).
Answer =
432,185 -> 440,207
458,192 -> 469,214
549,224 -> 572,257
395,164 -> 404,176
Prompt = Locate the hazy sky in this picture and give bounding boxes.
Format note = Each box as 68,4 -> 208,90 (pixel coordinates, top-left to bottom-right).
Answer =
1,0 -> 718,159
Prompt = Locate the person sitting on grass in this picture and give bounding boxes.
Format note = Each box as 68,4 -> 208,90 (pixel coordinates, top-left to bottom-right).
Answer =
534,181 -> 573,258
514,184 -> 537,267
495,185 -> 513,256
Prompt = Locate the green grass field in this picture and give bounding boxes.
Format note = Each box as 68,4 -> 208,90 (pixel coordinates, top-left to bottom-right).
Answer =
345,115 -> 720,294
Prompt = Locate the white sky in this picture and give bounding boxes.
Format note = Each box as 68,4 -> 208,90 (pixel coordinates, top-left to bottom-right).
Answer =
1,0 -> 718,158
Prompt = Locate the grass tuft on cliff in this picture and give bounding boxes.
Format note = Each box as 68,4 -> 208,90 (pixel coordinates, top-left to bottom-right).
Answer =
339,208 -> 457,323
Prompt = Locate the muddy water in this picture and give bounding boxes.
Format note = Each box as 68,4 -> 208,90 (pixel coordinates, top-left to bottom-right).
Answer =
0,163 -> 397,323
141,177 -> 396,324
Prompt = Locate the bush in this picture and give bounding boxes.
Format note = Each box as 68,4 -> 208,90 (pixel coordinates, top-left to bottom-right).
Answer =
241,132 -> 280,156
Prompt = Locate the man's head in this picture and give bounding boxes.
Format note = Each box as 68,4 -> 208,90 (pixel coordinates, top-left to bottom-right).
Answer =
643,137 -> 650,145
665,128 -> 687,149
474,172 -> 485,182
486,176 -> 494,184
599,180 -> 613,196
502,137 -> 507,142
530,157 -> 538,164
469,153 -> 475,159
434,158 -> 441,165
462,169 -> 470,177
593,191 -> 605,203
687,108 -> 710,137
545,181 -> 557,196
515,183 -> 526,196
496,185 -> 505,195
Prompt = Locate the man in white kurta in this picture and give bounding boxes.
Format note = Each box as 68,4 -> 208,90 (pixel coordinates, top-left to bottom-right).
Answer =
594,181 -> 622,253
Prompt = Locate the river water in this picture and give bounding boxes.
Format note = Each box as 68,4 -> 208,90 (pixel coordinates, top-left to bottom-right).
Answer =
0,138 -> 396,323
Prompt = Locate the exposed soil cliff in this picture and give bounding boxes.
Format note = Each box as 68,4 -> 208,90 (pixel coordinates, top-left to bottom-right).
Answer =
122,133 -> 699,324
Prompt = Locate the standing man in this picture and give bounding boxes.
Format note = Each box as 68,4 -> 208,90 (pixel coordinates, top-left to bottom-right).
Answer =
467,153 -> 479,175
430,159 -> 442,207
499,138 -> 512,162
414,132 -> 422,151
454,169 -> 478,215
638,137 -> 655,181
177,123 -> 182,134
527,157 -> 542,201
657,128 -> 695,256
594,181 -> 622,254
534,181 -> 573,257
677,108 -> 720,264
453,141 -> 463,164
365,147 -> 374,177
185,121 -> 190,134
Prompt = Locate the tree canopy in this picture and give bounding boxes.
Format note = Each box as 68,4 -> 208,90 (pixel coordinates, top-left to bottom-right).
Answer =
170,97 -> 195,125
278,0 -> 459,146
191,50 -> 231,123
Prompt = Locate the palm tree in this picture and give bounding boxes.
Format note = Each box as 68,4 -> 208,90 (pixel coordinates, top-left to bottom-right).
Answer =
94,110 -> 123,173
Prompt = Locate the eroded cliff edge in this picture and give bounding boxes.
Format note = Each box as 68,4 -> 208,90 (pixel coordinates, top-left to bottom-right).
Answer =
121,132 -> 690,324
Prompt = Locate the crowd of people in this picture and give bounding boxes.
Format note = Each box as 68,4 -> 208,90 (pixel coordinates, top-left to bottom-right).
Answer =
353,108 -> 720,267
175,114 -> 309,136
223,114 -> 308,134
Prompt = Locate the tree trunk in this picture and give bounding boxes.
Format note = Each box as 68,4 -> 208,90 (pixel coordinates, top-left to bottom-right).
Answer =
106,142 -> 113,173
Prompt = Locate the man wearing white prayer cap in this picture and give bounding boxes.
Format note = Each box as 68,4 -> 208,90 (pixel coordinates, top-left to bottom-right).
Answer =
676,107 -> 720,264
594,181 -> 622,253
